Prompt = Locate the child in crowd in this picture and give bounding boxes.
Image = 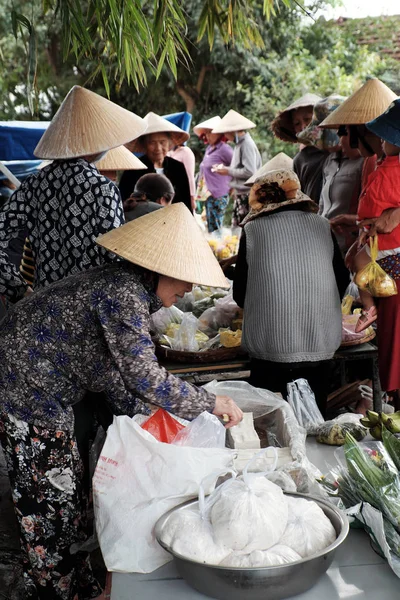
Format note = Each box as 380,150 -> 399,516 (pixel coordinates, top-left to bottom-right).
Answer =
352,99 -> 400,332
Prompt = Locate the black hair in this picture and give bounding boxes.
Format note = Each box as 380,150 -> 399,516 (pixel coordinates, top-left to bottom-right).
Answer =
124,173 -> 175,211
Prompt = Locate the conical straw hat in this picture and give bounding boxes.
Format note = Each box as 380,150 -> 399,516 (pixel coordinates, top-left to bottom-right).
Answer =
245,152 -> 293,186
130,112 -> 190,154
319,78 -> 397,128
193,116 -> 221,136
212,110 -> 256,133
37,146 -> 147,171
95,146 -> 147,171
97,203 -> 228,288
34,86 -> 147,159
271,93 -> 321,143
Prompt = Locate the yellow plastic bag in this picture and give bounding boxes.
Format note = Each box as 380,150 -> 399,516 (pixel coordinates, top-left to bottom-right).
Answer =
354,236 -> 398,298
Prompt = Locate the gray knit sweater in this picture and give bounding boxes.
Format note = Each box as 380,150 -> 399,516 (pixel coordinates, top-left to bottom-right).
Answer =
237,211 -> 342,363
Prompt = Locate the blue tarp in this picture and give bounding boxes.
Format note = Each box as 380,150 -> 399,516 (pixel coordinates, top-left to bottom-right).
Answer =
0,121 -> 50,161
0,112 -> 192,181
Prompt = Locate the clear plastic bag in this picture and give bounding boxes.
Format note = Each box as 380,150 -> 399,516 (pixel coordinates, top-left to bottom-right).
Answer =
167,313 -> 200,351
287,379 -> 325,435
151,305 -> 184,335
315,413 -> 367,446
336,435 -> 400,530
172,411 -> 226,448
203,380 -> 322,494
198,293 -> 239,336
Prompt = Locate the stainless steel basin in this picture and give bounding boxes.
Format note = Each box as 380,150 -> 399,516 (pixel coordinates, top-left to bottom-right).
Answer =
155,491 -> 349,600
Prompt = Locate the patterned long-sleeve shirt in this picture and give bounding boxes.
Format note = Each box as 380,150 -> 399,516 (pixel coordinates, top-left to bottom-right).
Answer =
0,263 -> 215,432
0,158 -> 124,302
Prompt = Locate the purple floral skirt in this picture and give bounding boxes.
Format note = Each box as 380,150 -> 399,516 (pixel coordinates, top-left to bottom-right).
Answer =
0,412 -> 102,599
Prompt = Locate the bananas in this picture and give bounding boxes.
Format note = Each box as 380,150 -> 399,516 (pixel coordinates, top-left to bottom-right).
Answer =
360,410 -> 400,440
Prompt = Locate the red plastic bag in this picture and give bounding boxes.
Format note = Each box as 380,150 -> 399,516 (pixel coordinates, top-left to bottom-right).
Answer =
141,409 -> 185,443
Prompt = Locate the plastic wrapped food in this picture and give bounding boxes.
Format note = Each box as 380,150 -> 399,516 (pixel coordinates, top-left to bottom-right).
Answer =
220,545 -> 301,567
210,450 -> 288,552
354,236 -> 397,298
219,328 -> 242,348
279,496 -> 336,558
162,508 -> 230,565
151,306 -> 184,334
316,416 -> 367,446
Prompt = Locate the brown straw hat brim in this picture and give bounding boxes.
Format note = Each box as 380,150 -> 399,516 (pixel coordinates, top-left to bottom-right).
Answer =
212,109 -> 256,133
319,78 -> 397,128
97,204 -> 229,288
34,86 -> 147,159
95,146 -> 147,171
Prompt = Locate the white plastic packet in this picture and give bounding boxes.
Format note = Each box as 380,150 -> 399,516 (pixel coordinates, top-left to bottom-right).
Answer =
221,544 -> 301,567
279,496 -> 337,558
172,411 -> 226,448
210,448 -> 289,552
161,469 -> 235,565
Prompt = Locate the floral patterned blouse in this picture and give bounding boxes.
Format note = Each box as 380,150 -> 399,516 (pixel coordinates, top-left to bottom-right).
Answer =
0,158 -> 124,303
0,263 -> 215,432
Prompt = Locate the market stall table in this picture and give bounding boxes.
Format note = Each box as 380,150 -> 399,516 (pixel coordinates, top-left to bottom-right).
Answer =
161,342 -> 381,409
110,437 -> 397,599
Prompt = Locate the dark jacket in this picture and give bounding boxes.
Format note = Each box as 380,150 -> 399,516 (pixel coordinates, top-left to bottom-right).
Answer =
119,155 -> 192,212
293,146 -> 328,203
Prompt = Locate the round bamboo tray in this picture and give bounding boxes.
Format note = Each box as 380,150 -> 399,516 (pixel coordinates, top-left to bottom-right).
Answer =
155,343 -> 246,363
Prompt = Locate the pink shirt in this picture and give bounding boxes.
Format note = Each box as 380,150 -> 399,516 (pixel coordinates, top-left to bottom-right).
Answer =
167,146 -> 196,196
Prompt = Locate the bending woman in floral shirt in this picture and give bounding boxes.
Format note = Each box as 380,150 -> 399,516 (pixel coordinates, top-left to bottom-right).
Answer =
0,204 -> 242,600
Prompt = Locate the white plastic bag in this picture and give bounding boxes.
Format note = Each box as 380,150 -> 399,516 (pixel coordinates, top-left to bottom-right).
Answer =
172,411 -> 226,448
279,496 -> 336,558
93,415 -> 234,573
221,545 -> 301,567
287,379 -> 325,435
210,448 -> 289,552
198,293 -> 239,335
161,469 -> 235,565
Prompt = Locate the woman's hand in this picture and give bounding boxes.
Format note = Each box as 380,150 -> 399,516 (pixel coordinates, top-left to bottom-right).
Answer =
330,214 -> 357,234
359,207 -> 400,236
213,165 -> 229,176
213,395 -> 243,428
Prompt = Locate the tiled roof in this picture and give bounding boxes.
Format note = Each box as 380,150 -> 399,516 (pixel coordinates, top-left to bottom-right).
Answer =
335,15 -> 400,61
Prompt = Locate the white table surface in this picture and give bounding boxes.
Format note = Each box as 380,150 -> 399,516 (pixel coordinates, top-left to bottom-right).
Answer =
111,438 -> 399,599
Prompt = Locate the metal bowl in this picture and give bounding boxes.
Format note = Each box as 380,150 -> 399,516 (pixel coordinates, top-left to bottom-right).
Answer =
155,492 -> 349,600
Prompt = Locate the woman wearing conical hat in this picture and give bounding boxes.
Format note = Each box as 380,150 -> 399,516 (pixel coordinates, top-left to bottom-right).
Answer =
211,110 -> 262,227
193,116 -> 234,232
271,93 -> 325,203
233,169 -> 348,415
318,78 -> 398,240
0,86 -> 147,304
0,204 -> 243,599
118,112 -> 193,212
